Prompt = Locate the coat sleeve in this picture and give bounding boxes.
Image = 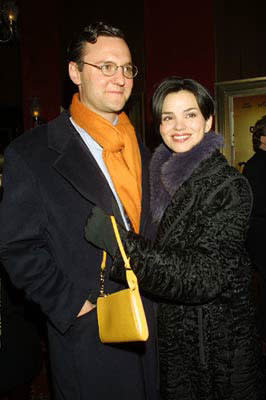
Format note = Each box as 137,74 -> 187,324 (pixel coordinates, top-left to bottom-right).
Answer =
0,147 -> 89,334
111,176 -> 253,304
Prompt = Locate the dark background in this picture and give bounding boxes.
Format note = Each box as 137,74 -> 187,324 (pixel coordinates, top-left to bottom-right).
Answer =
1,0 -> 266,155
1,1 -> 266,397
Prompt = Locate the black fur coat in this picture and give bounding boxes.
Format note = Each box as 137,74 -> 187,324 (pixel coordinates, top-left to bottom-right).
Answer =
112,132 -> 266,400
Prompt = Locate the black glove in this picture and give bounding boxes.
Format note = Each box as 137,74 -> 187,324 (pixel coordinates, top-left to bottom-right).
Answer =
85,206 -> 117,257
85,206 -> 124,257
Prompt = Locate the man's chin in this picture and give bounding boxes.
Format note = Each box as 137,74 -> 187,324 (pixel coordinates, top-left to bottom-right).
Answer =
106,93 -> 130,110
109,100 -> 128,113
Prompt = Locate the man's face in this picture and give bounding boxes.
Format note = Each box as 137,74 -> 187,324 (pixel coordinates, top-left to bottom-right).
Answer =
69,36 -> 133,123
260,135 -> 266,151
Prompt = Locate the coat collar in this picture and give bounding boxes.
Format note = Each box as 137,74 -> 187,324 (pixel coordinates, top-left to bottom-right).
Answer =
150,131 -> 224,223
47,110 -> 75,153
47,110 -> 150,228
47,110 -> 115,214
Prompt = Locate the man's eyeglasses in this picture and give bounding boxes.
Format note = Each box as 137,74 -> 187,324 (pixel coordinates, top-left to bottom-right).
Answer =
81,61 -> 138,79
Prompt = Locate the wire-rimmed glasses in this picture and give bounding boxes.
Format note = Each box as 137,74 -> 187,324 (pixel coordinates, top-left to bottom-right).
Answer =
81,61 -> 138,79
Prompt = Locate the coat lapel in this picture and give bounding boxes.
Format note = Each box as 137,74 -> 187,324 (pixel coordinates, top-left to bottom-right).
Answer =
48,111 -> 114,215
48,111 -> 150,229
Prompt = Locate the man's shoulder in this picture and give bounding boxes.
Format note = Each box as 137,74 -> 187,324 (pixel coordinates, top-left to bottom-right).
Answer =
243,151 -> 266,174
136,132 -> 151,164
5,111 -> 71,158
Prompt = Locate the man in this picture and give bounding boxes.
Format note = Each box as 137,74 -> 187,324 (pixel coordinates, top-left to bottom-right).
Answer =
0,22 -> 158,400
243,115 -> 266,356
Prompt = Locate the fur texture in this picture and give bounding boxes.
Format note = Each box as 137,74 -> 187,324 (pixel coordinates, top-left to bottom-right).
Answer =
150,131 -> 224,223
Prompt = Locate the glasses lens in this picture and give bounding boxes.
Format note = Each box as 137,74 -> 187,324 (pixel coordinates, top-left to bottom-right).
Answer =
101,63 -> 117,76
123,65 -> 138,78
100,62 -> 138,78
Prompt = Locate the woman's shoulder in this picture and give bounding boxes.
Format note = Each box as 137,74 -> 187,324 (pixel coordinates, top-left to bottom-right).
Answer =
204,153 -> 253,209
220,154 -> 251,188
195,151 -> 242,183
208,152 -> 250,182
198,152 -> 252,204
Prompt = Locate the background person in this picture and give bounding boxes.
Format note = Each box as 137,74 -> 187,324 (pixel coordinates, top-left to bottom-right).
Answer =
0,22 -> 158,400
86,76 -> 266,400
243,115 -> 266,356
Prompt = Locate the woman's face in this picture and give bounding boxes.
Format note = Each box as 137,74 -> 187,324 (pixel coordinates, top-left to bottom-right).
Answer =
159,90 -> 212,153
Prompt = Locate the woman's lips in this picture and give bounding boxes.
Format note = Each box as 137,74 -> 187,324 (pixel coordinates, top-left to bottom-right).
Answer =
171,134 -> 191,142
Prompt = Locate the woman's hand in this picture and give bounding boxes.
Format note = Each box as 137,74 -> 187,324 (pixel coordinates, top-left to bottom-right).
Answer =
85,206 -> 118,257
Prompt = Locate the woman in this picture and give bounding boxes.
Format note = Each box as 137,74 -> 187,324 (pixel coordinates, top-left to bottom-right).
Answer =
85,77 -> 265,399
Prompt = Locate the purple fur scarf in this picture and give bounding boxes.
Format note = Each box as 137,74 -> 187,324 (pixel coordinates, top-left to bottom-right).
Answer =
149,131 -> 224,223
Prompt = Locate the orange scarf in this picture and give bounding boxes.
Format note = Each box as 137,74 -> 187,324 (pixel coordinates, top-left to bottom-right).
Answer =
70,93 -> 142,233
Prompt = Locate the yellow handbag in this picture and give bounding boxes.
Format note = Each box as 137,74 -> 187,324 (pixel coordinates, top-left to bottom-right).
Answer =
96,216 -> 149,343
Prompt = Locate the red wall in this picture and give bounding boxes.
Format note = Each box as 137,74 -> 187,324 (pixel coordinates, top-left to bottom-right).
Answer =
18,0 -> 215,134
19,0 -> 61,130
144,0 -> 215,130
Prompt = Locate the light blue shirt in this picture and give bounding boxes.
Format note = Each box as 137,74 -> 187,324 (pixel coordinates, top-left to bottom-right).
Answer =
70,117 -> 130,230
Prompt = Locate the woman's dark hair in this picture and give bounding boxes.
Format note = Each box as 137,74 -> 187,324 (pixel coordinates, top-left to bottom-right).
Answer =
252,115 -> 266,152
67,21 -> 126,70
152,76 -> 215,133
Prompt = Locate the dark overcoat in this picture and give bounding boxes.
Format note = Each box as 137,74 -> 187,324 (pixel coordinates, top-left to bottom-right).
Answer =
0,266 -> 42,394
243,150 -> 266,338
0,111 -> 159,400
112,132 -> 266,400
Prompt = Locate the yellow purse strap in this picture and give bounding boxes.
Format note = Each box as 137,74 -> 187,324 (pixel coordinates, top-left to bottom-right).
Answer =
99,251 -> 107,297
99,216 -> 137,296
110,216 -> 131,269
101,216 -> 130,271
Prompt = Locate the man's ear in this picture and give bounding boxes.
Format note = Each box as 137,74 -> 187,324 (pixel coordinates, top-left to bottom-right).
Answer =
205,115 -> 213,132
68,62 -> 81,85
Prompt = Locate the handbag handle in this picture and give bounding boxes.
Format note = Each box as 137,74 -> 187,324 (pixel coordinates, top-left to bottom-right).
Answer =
99,216 -> 137,296
110,216 -> 131,269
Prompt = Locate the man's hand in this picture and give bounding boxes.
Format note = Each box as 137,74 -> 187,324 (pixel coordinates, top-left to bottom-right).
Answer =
77,300 -> 95,317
